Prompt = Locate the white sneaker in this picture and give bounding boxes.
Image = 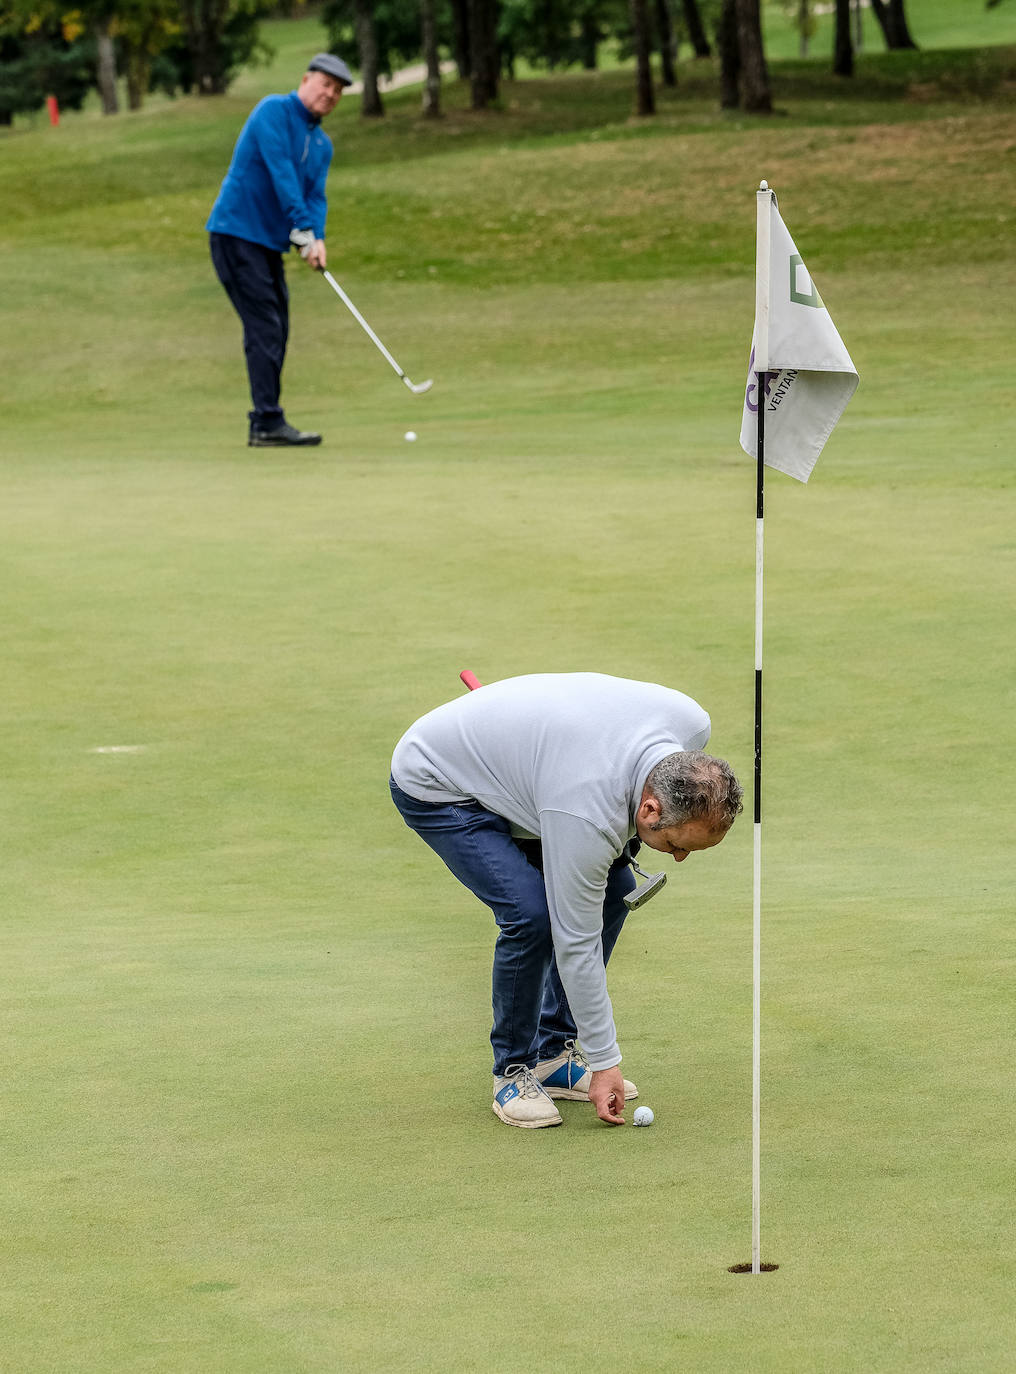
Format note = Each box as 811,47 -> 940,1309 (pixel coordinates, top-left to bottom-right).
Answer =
535,1040 -> 638,1101
492,1065 -> 563,1128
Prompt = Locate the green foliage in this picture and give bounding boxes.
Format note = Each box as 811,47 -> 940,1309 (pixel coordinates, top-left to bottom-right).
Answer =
322,0 -> 434,77
0,18 -> 94,119
169,0 -> 276,94
497,0 -> 626,71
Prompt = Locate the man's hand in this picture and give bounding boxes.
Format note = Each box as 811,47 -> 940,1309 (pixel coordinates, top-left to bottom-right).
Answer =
289,228 -> 327,270
589,1068 -> 626,1126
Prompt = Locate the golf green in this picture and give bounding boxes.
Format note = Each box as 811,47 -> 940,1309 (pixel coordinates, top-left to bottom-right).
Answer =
2,32 -> 1014,1372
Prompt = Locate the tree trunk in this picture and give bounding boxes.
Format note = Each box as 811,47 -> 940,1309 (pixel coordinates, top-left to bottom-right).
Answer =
630,0 -> 656,115
833,0 -> 853,75
94,20 -> 119,114
853,0 -> 863,49
717,0 -> 740,108
890,0 -> 917,47
870,0 -> 918,49
799,0 -> 809,57
579,11 -> 600,68
468,0 -> 499,109
681,0 -> 711,57
353,0 -> 385,117
449,0 -> 470,80
125,44 -> 153,110
655,0 -> 677,87
421,0 -> 441,117
734,0 -> 771,113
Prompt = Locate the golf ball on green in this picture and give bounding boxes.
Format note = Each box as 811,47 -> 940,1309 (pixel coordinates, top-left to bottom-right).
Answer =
632,1106 -> 655,1127
404,431 -> 417,442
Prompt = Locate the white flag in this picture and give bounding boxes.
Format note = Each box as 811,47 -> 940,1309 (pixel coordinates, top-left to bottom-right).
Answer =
740,189 -> 858,483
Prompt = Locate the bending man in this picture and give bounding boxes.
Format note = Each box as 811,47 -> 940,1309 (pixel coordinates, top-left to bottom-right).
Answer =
390,672 -> 743,1129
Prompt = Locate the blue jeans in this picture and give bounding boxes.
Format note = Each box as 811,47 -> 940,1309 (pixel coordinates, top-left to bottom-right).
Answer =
390,778 -> 636,1077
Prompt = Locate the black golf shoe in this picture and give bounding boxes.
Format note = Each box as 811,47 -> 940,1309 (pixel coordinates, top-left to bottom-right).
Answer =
248,422 -> 322,447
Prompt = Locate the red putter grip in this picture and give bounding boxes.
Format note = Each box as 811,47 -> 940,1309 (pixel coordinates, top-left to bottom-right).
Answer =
459,670 -> 482,691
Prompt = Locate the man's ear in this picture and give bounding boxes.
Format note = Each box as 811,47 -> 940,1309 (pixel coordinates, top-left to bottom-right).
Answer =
638,791 -> 663,826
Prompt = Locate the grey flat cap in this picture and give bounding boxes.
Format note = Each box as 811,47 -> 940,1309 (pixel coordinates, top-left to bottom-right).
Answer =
307,52 -> 354,86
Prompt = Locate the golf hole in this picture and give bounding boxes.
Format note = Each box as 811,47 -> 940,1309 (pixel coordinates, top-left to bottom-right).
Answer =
728,1261 -> 779,1273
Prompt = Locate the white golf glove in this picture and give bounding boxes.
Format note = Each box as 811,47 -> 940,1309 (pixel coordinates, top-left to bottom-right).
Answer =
289,227 -> 317,259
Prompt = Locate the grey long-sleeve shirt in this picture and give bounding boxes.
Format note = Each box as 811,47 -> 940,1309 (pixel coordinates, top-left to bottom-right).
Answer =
390,673 -> 711,1070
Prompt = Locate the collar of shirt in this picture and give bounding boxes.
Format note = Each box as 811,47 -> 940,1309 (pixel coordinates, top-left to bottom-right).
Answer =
288,90 -> 321,127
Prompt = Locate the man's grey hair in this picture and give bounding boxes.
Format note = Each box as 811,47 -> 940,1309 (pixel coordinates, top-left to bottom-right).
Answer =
644,751 -> 744,831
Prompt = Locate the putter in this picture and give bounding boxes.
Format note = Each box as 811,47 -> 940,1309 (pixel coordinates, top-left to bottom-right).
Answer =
319,269 -> 433,394
461,670 -> 667,912
623,850 -> 667,910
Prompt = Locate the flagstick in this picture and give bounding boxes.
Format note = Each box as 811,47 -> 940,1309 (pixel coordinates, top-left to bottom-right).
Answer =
752,181 -> 772,1277
752,392 -> 764,1277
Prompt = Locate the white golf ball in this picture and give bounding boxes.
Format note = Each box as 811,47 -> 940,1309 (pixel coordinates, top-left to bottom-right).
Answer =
404,430 -> 417,442
632,1106 -> 655,1127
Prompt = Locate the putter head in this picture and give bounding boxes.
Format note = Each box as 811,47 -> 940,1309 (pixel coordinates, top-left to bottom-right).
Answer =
406,378 -> 433,394
624,870 -> 667,910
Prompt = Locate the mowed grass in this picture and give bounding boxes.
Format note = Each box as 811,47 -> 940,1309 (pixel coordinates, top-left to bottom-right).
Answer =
2,40 -> 1015,1373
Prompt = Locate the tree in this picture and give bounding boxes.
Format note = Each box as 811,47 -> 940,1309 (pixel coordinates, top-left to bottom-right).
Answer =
629,0 -> 654,114
733,0 -> 769,112
869,0 -> 916,49
352,0 -> 384,114
1,0 -> 121,113
420,0 -> 440,115
0,14 -> 94,123
680,0 -> 710,56
498,0 -> 574,70
324,0 -> 428,118
448,0 -> 469,77
174,0 -> 272,95
577,0 -> 604,67
496,0 -> 626,75
716,0 -> 739,108
115,0 -> 180,109
654,0 -> 675,87
832,0 -> 852,75
468,0 -> 498,107
94,9 -> 118,111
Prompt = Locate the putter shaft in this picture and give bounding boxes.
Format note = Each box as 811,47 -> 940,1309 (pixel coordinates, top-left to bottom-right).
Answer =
320,270 -> 432,394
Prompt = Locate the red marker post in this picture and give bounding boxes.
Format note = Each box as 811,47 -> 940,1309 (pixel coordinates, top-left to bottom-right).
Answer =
459,670 -> 482,692
46,96 -> 60,126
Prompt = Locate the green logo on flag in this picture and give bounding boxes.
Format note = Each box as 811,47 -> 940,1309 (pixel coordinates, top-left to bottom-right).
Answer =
789,255 -> 823,308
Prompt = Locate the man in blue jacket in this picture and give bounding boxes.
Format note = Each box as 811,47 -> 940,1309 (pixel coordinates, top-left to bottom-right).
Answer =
207,53 -> 353,447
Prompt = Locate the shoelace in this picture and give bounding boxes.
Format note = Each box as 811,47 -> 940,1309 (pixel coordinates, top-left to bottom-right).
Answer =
504,1064 -> 550,1098
562,1039 -> 589,1073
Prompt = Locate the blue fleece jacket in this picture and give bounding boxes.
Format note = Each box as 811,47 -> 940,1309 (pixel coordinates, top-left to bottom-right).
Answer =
206,91 -> 332,251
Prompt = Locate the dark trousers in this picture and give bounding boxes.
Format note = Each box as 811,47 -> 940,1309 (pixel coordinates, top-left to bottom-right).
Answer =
210,232 -> 289,430
390,778 -> 635,1077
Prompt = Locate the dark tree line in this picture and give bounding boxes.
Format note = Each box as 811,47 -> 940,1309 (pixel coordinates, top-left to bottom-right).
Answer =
0,0 -> 271,119
0,0 -> 920,124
